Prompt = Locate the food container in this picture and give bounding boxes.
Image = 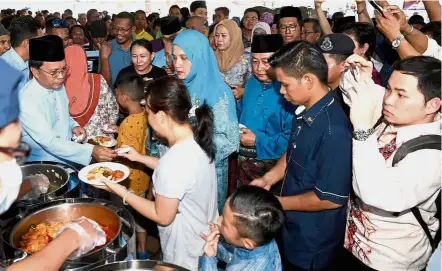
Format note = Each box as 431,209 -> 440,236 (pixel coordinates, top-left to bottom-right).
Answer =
9,201 -> 121,258
13,162 -> 80,207
0,198 -> 136,271
0,162 -> 81,229
90,260 -> 190,271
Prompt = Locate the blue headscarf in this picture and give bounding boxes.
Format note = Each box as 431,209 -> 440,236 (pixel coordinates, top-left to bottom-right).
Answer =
173,30 -> 239,213
173,30 -> 237,123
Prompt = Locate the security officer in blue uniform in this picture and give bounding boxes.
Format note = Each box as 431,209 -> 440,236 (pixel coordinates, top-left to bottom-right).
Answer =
251,41 -> 352,270
316,33 -> 356,117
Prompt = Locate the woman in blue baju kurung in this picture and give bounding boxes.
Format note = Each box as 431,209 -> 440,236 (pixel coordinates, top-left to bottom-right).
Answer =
173,30 -> 239,212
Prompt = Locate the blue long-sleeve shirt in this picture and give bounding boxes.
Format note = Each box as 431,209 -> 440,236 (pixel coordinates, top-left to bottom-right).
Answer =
198,239 -> 282,271
237,77 -> 294,160
1,48 -> 30,91
152,48 -> 167,68
19,79 -> 94,166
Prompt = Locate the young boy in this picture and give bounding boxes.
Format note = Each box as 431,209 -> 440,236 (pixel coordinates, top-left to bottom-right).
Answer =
199,186 -> 284,271
114,75 -> 151,259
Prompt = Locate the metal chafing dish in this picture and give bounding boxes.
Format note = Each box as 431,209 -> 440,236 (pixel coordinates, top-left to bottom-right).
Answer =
90,260 -> 190,271
0,162 -> 81,228
14,161 -> 81,207
18,164 -> 70,201
0,198 -> 136,271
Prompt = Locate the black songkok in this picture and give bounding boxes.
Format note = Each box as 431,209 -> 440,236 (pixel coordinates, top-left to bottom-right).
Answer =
29,35 -> 65,62
251,34 -> 284,53
190,1 -> 207,12
279,6 -> 303,22
161,16 -> 181,35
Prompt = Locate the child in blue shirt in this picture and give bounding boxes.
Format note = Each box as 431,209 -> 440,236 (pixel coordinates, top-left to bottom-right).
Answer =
199,186 -> 284,271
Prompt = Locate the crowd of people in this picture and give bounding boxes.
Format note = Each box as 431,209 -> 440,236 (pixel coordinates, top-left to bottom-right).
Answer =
0,0 -> 441,270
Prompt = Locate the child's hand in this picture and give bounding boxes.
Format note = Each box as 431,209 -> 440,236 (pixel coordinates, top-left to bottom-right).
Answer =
200,222 -> 220,257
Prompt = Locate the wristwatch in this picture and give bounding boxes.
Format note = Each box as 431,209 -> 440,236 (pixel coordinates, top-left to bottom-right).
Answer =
353,128 -> 375,141
392,33 -> 405,50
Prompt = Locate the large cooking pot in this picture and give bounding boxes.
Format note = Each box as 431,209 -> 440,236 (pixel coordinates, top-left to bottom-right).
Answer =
9,202 -> 122,260
0,198 -> 136,271
0,162 -> 80,228
90,260 -> 190,271
16,164 -> 71,204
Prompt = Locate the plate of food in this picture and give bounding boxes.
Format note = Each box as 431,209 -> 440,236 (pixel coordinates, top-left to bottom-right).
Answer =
87,135 -> 117,148
78,162 -> 130,186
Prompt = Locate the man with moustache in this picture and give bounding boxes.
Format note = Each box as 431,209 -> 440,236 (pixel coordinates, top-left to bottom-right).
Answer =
19,35 -> 116,166
100,12 -> 135,88
237,34 -> 293,188
278,6 -> 303,45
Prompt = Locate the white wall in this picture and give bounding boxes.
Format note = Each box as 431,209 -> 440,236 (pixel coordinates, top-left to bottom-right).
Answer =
0,0 -> 438,23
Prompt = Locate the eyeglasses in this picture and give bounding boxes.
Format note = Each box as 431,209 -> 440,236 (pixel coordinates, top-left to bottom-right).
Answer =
0,39 -> 10,46
302,30 -> 316,36
114,27 -> 132,33
0,142 -> 31,165
50,19 -> 69,28
279,24 -> 299,32
244,16 -> 258,22
39,65 -> 70,78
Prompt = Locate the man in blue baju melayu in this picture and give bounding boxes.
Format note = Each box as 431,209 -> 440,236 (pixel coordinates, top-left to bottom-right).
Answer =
19,35 -> 116,166
237,34 -> 294,188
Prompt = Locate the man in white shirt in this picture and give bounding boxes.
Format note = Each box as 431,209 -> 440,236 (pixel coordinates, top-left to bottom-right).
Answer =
339,54 -> 441,271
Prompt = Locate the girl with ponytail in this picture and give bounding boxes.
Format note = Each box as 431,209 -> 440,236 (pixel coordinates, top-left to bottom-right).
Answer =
95,76 -> 218,271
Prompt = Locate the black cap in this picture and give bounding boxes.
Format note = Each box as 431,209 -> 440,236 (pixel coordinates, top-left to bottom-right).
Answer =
251,34 -> 283,53
0,23 -> 9,36
279,6 -> 302,22
30,35 -> 65,62
316,33 -> 355,56
161,16 -> 181,35
190,1 -> 207,12
90,20 -> 107,38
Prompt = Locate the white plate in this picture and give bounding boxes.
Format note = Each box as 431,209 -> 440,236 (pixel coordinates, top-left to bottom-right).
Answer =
239,124 -> 247,134
115,147 -> 132,154
78,162 -> 130,186
88,136 -> 117,148
102,124 -> 118,134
